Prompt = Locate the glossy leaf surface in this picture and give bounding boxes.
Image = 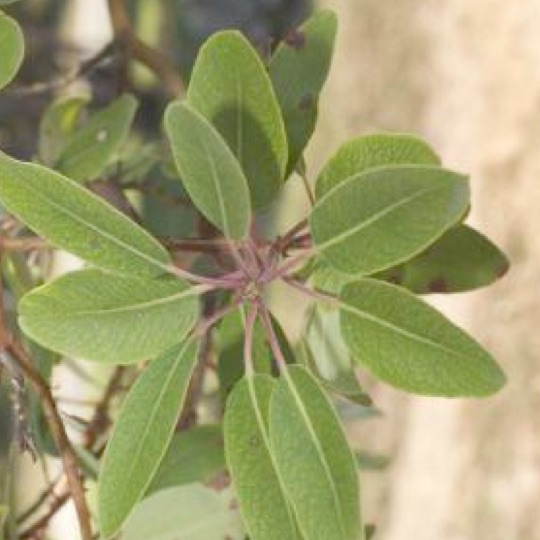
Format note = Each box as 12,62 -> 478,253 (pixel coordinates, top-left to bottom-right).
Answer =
339,279 -> 506,396
19,269 -> 199,363
270,366 -> 362,540
165,102 -> 250,240
310,165 -> 470,275
224,376 -> 297,540
98,342 -> 199,538
375,224 -> 509,293
316,133 -> 440,198
269,10 -> 337,174
56,94 -> 138,182
147,425 -> 226,494
0,10 -> 24,89
187,31 -> 287,208
121,485 -> 244,540
0,152 -> 171,277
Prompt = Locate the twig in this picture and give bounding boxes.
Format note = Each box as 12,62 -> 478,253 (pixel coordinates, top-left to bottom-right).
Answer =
281,276 -> 339,306
83,366 -> 126,449
0,236 -> 49,253
257,301 -> 288,372
6,340 -> 93,540
106,0 -> 184,96
6,42 -> 116,96
242,303 -> 258,376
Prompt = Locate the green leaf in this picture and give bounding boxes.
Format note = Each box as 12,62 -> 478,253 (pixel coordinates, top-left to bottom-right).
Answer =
375,224 -> 510,294
0,10 -> 24,90
303,306 -> 371,405
98,342 -> 199,538
165,102 -> 250,240
224,375 -> 298,540
269,10 -> 337,175
339,278 -> 506,396
38,94 -> 90,166
0,152 -> 171,277
55,94 -> 138,183
316,133 -> 440,198
270,366 -> 362,540
187,31 -> 288,208
121,484 -> 245,540
310,165 -> 470,276
18,269 -> 199,363
147,425 -> 226,494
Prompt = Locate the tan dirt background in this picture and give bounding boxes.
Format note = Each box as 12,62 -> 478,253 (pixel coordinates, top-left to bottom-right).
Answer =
305,1 -> 540,539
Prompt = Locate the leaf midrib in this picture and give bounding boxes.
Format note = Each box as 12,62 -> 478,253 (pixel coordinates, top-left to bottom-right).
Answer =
19,173 -> 169,273
339,298 -> 476,362
35,287 -> 197,318
314,183 -> 448,253
245,376 -> 296,537
102,342 -> 192,529
281,371 -> 348,539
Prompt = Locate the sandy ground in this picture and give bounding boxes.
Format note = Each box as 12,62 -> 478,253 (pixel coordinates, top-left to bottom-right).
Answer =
312,1 -> 540,539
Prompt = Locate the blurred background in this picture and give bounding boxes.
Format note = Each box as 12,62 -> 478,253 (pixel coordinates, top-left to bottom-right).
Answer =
1,1 -> 539,539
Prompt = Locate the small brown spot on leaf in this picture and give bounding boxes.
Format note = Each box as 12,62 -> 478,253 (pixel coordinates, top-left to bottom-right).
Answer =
284,29 -> 305,49
496,260 -> 510,278
428,277 -> 448,293
298,93 -> 315,111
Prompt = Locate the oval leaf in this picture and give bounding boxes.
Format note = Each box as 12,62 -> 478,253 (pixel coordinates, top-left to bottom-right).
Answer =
147,425 -> 225,494
310,165 -> 470,275
121,485 -> 244,540
316,133 -> 440,198
187,31 -> 288,208
0,10 -> 24,90
165,102 -> 250,240
55,94 -> 138,183
375,224 -> 510,294
339,278 -> 506,396
270,365 -> 362,540
98,342 -> 199,538
0,152 -> 171,277
269,10 -> 337,175
224,375 -> 297,540
18,269 -> 199,363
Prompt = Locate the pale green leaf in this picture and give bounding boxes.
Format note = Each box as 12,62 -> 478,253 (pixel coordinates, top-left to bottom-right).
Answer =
310,165 -> 470,275
121,484 -> 244,540
98,342 -> 199,538
375,224 -> 510,293
147,425 -> 226,494
0,10 -> 24,90
339,278 -> 506,396
316,133 -> 440,198
224,376 -> 298,540
38,94 -> 89,166
55,94 -> 138,182
269,10 -> 337,174
270,366 -> 362,540
165,102 -> 250,240
304,306 -> 370,405
0,152 -> 171,277
187,31 -> 288,208
18,269 -> 199,363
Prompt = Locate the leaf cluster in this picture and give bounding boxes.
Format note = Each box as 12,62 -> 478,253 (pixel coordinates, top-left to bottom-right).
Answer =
0,9 -> 509,540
